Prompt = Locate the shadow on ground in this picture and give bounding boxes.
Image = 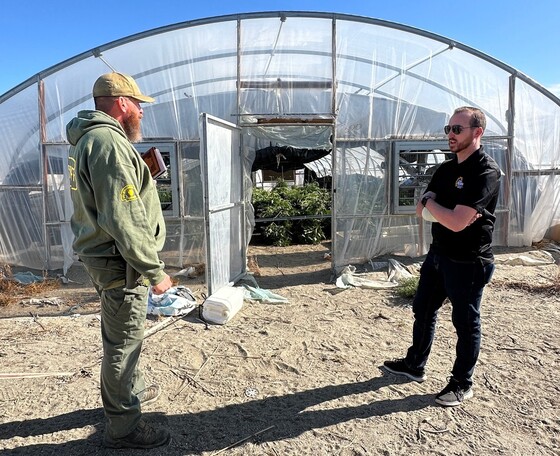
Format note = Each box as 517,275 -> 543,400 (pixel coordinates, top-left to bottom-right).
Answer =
0,371 -> 432,455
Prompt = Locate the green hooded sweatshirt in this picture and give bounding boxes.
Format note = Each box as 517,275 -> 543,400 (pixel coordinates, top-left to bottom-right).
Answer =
66,110 -> 166,286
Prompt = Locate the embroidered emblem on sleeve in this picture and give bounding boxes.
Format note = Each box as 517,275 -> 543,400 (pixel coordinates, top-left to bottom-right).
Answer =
68,157 -> 77,191
455,177 -> 464,189
120,184 -> 138,202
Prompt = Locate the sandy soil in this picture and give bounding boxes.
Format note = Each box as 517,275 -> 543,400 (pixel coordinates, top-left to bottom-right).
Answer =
0,242 -> 559,455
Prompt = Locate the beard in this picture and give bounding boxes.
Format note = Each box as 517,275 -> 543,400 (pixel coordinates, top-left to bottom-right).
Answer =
122,110 -> 142,143
449,136 -> 471,154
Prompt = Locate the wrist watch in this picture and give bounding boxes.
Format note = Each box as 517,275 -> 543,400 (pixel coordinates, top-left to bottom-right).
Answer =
421,195 -> 431,207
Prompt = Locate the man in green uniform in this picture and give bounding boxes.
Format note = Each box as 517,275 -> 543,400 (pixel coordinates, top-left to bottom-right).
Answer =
66,72 -> 173,449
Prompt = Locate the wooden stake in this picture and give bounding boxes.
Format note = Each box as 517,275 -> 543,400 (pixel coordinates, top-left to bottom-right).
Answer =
0,371 -> 74,379
212,425 -> 275,455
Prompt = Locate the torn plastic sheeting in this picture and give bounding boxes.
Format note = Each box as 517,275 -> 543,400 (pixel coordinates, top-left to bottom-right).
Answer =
387,258 -> 414,282
335,265 -> 398,289
368,259 -> 418,280
147,286 -> 197,316
494,250 -> 554,266
12,272 -> 45,284
243,285 -> 289,303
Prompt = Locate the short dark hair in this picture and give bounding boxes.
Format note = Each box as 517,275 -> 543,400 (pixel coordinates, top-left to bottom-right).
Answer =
453,106 -> 486,131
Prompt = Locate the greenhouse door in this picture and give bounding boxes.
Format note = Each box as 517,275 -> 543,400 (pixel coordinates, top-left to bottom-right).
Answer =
200,113 -> 247,295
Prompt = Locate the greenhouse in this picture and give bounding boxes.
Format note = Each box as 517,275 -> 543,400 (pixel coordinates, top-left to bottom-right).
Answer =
1,11 -> 559,289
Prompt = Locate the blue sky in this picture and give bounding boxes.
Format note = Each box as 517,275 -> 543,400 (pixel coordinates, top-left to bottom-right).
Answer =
1,0 -> 558,96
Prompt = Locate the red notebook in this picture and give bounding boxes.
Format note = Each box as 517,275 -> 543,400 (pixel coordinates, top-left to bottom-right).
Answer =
141,147 -> 167,178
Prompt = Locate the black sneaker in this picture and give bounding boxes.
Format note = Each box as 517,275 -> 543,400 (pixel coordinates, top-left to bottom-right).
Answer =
383,358 -> 427,382
435,378 -> 473,407
137,384 -> 161,406
103,419 -> 171,449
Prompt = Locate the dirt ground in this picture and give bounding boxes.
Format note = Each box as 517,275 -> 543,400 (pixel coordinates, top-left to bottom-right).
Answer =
0,242 -> 559,455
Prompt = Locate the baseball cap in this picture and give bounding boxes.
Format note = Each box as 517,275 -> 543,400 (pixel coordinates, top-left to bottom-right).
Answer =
92,72 -> 155,103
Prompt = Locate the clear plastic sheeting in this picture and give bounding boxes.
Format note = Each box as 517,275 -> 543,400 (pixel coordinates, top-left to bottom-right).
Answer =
0,12 -> 559,275
494,250 -> 555,266
335,265 -> 398,289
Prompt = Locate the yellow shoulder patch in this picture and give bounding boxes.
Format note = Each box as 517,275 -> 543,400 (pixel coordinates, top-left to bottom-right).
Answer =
120,184 -> 138,202
68,157 -> 77,191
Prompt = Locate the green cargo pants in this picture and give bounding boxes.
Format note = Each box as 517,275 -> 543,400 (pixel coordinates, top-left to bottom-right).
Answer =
81,256 -> 148,438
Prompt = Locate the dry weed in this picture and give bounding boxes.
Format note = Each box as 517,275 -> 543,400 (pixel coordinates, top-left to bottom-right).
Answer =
0,264 -> 60,307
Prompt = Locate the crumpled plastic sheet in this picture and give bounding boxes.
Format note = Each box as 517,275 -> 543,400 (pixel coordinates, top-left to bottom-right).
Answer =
12,271 -> 44,284
387,258 -> 414,283
242,284 -> 289,304
336,265 -> 397,289
494,250 -> 555,266
336,259 -> 415,289
147,286 -> 197,316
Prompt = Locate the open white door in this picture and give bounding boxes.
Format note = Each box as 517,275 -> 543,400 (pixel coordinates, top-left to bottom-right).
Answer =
200,113 -> 247,295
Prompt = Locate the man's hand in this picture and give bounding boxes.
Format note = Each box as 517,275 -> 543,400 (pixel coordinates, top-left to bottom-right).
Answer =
467,212 -> 482,226
151,273 -> 173,295
423,190 -> 437,201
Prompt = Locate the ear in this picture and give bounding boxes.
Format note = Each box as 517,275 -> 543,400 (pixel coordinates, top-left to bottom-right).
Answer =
117,96 -> 128,114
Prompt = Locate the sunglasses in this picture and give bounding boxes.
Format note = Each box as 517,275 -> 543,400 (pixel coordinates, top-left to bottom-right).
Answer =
444,124 -> 478,135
